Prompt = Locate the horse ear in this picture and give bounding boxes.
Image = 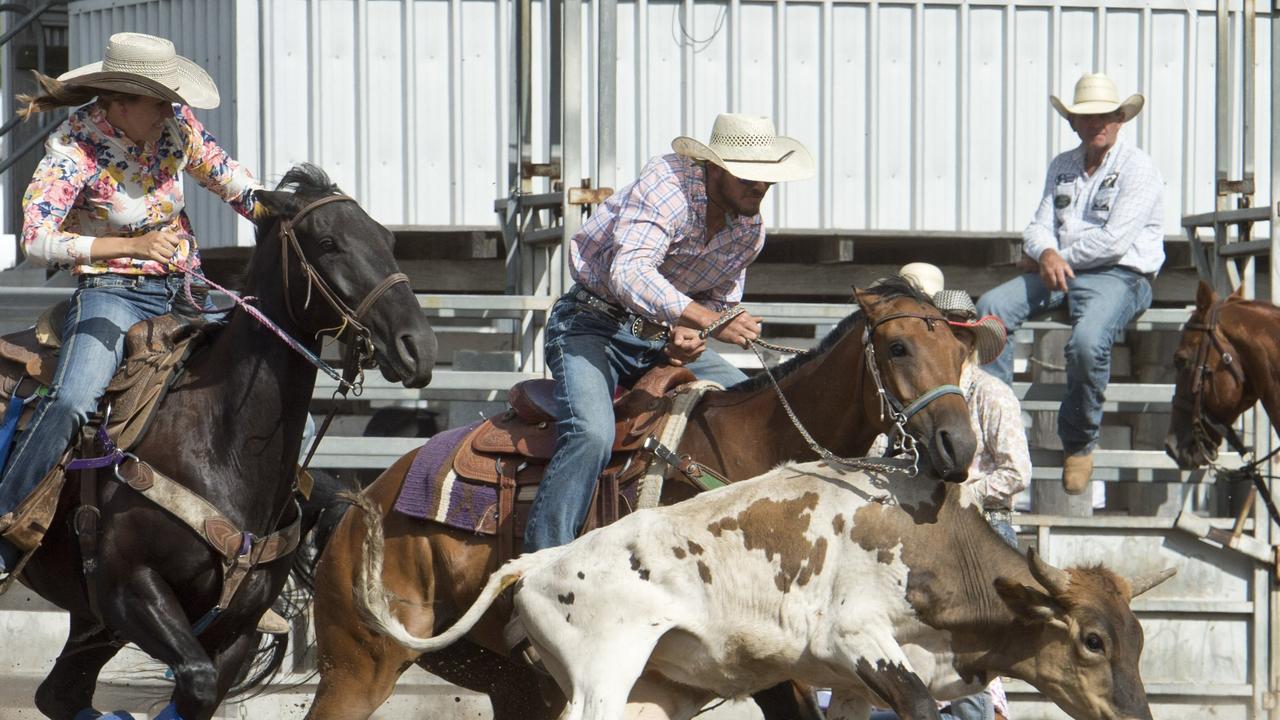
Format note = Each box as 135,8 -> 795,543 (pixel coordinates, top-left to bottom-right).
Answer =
852,287 -> 873,312
253,190 -> 302,220
1195,281 -> 1217,313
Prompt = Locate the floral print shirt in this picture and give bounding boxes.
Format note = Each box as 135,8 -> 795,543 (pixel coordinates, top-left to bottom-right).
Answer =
21,101 -> 260,275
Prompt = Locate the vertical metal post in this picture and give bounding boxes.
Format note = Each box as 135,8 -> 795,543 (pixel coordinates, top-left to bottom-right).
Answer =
1242,0 -> 1256,202
560,0 -> 583,298
1212,0 -> 1232,293
1272,0 -> 1280,305
1268,9 -> 1280,720
597,0 -> 617,193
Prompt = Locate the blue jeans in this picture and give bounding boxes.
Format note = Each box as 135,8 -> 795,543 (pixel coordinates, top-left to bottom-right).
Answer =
0,273 -> 207,569
976,266 -> 1151,456
522,293 -> 747,553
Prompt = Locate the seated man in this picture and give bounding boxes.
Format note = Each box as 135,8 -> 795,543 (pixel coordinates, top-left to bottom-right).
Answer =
523,113 -> 814,555
977,73 -> 1164,494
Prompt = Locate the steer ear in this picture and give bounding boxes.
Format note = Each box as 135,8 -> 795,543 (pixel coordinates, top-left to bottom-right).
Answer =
994,577 -> 1069,630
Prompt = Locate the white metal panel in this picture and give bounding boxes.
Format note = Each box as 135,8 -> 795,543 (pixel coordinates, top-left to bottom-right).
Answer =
72,0 -> 1278,236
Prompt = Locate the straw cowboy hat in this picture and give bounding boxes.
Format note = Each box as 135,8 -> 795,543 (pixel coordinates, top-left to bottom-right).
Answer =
1050,73 -> 1143,122
59,32 -> 219,109
672,114 -> 814,183
896,262 -> 1007,365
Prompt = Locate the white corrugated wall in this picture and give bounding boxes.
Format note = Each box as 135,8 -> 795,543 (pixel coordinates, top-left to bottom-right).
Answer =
69,0 -> 1273,245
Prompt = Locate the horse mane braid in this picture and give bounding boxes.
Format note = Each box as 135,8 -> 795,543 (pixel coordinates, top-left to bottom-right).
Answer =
274,163 -> 341,197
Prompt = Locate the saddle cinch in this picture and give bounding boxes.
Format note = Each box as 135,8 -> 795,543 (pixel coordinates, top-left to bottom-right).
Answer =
0,301 -> 209,551
447,365 -> 711,563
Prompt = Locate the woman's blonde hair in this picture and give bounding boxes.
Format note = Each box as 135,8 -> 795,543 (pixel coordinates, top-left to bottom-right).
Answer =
16,71 -> 131,119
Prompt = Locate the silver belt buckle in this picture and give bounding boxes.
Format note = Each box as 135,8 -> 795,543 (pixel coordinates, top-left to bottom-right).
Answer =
631,316 -> 645,337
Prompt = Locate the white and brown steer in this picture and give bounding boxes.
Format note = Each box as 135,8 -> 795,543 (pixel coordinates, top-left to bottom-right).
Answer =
352,461 -> 1173,720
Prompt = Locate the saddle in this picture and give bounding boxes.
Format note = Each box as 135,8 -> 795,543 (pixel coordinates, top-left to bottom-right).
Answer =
452,365 -> 697,563
0,302 -> 209,553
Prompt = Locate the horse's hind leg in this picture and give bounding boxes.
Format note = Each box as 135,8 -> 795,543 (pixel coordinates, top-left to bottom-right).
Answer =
97,570 -> 223,720
35,612 -> 123,719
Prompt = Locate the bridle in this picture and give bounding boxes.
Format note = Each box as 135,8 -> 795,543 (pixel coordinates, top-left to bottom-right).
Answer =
728,305 -> 964,477
1176,300 -> 1280,528
1176,301 -> 1248,456
276,194 -> 410,386
272,194 -> 410,477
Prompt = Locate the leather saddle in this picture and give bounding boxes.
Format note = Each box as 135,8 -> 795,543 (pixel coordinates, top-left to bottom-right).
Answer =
0,300 -> 208,452
450,364 -> 697,562
0,301 -> 208,554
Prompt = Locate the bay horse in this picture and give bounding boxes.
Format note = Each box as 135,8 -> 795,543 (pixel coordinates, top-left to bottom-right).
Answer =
12,165 -> 437,720
1166,280 -> 1278,469
305,278 -> 980,720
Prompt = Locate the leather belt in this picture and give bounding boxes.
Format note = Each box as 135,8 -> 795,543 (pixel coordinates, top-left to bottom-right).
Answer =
570,285 -> 670,342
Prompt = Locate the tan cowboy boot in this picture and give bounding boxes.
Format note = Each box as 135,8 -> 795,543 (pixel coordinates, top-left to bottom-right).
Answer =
256,608 -> 290,635
1062,452 -> 1094,495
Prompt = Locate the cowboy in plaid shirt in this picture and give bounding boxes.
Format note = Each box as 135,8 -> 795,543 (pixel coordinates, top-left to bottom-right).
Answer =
522,114 -> 813,554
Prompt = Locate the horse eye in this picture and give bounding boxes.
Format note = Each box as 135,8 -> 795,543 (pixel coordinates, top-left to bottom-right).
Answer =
1084,632 -> 1105,654
318,237 -> 339,252
889,341 -> 909,358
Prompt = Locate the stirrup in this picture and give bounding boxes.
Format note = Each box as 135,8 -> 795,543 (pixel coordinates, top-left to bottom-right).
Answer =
256,608 -> 291,635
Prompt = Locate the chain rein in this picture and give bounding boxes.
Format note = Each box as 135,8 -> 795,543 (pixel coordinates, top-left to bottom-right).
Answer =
706,306 -> 930,477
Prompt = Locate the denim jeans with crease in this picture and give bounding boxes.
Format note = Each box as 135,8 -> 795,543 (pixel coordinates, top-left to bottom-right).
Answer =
975,266 -> 1152,456
522,292 -> 748,553
0,273 -> 208,570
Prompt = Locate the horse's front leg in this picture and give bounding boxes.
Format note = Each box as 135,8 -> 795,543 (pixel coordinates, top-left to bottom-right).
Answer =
98,567 -> 221,720
35,612 -> 123,719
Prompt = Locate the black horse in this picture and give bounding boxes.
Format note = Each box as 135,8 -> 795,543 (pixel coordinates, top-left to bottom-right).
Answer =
14,165 -> 436,720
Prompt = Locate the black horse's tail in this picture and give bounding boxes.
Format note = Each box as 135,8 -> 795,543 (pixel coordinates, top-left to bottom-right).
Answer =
225,468 -> 360,699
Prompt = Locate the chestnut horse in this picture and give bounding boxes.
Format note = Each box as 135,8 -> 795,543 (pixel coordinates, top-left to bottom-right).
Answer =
305,278 -> 979,720
1166,280 -> 1280,469
12,165 -> 437,720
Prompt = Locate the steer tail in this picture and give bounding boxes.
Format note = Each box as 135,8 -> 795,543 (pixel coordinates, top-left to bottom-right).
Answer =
347,490 -> 542,653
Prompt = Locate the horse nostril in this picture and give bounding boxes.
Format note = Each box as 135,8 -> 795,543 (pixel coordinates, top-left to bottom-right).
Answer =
938,429 -> 957,467
398,333 -> 420,370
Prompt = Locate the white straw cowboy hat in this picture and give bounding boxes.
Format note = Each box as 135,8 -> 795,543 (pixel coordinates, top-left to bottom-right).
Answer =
672,114 -> 815,183
1050,73 -> 1143,122
59,32 -> 219,109
895,263 -> 1007,365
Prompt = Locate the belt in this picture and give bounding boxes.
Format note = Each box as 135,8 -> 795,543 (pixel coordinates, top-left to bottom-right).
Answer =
570,285 -> 671,342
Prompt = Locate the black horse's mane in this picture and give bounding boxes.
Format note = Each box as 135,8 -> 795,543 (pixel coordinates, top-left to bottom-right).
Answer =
242,164 -> 344,288
725,275 -> 936,392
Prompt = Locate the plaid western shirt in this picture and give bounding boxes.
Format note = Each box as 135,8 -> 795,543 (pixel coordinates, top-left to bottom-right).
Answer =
569,153 -> 765,326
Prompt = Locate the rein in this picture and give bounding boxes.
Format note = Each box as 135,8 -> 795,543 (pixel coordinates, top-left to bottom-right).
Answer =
715,306 -> 963,478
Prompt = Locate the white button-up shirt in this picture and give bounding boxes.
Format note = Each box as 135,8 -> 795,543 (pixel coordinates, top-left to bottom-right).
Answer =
1022,138 -> 1165,275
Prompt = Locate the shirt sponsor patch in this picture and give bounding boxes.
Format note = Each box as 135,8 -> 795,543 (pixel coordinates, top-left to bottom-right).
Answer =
1056,173 -> 1078,184
1100,172 -> 1120,188
1054,194 -> 1072,209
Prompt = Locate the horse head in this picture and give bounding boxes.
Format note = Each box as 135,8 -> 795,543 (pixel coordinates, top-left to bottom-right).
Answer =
1165,281 -> 1252,469
253,165 -> 437,388
853,277 -> 977,482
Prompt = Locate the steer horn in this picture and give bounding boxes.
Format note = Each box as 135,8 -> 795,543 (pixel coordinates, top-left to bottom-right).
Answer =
1027,548 -> 1072,596
1127,567 -> 1177,598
